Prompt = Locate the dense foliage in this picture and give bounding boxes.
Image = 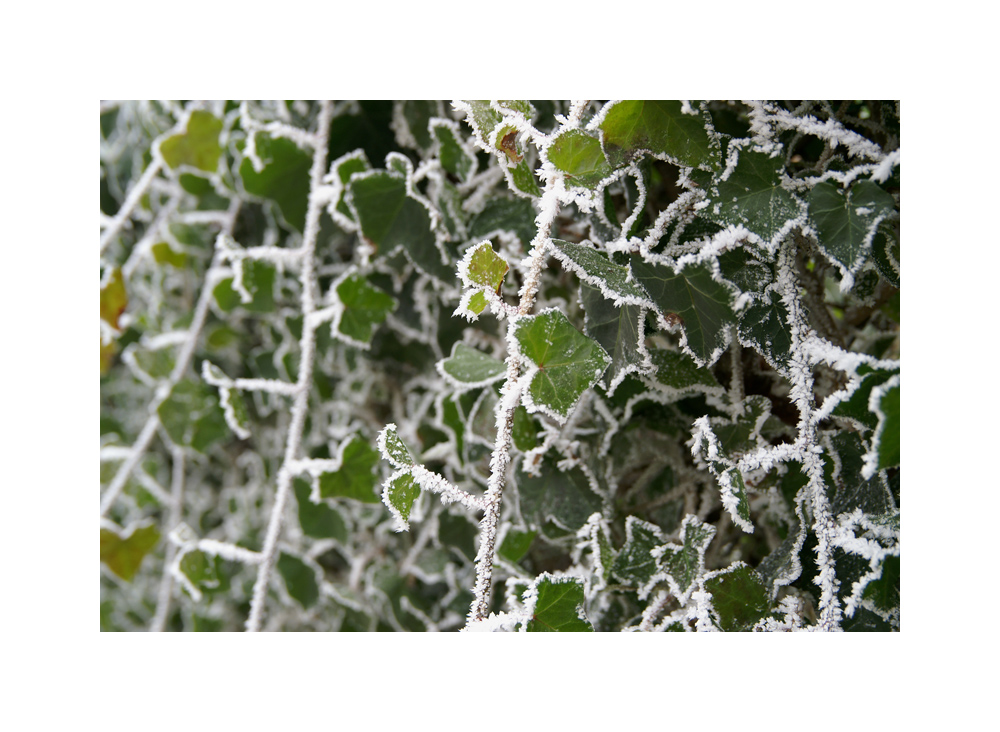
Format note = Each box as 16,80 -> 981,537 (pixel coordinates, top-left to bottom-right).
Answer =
100,100 -> 899,631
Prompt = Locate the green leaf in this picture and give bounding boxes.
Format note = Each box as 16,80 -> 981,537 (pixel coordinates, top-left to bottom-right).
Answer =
508,158 -> 542,197
160,110 -> 222,172
703,147 -> 803,245
630,258 -> 737,366
514,309 -> 610,422
383,471 -> 420,529
318,436 -> 381,503
579,285 -> 649,396
704,563 -> 770,631
151,242 -> 187,268
498,527 -> 536,563
348,168 -> 452,281
157,379 -> 228,453
657,515 -> 715,598
610,517 -> 666,594
552,239 -> 650,305
461,240 -> 509,292
334,274 -> 396,346
737,290 -> 794,372
100,267 -> 127,329
599,100 -> 719,172
431,119 -> 476,183
219,386 -> 251,439
832,366 -> 899,431
525,575 -> 594,632
872,381 -> 900,472
809,179 -> 896,281
377,424 -> 414,468
293,478 -> 348,541
547,129 -> 612,187
516,458 -> 602,533
438,342 -> 506,388
644,347 -> 724,397
100,522 -> 160,581
329,150 -> 370,223
212,259 -> 276,313
511,406 -> 539,451
177,549 -> 222,598
277,552 -> 319,609
239,133 -> 312,232
469,196 -> 537,245
397,100 -> 438,151
829,432 -> 896,516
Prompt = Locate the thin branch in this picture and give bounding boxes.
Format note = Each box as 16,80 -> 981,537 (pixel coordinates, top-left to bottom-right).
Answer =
245,100 -> 333,632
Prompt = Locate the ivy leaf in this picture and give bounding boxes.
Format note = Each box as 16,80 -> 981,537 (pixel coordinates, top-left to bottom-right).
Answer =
348,167 -> 453,282
703,563 -> 770,631
516,458 -> 602,534
157,379 -> 228,453
643,347 -> 725,398
551,239 -> 650,305
100,267 -> 127,329
703,148 -> 804,246
240,133 -> 312,232
513,308 -> 611,423
277,552 -> 319,609
100,521 -> 160,582
869,379 -> 900,474
437,342 -> 506,389
333,274 -> 396,347
317,435 -> 381,504
328,150 -> 370,225
599,100 -> 719,172
579,283 -> 650,395
498,527 -> 536,563
293,478 -> 348,541
737,290 -> 794,372
176,549 -> 222,599
382,470 -> 420,530
809,179 -> 896,283
547,129 -> 612,188
396,100 -> 439,152
460,240 -> 509,294
524,575 -> 594,632
656,515 -> 716,599
630,258 -> 737,366
610,517 -> 666,596
431,118 -> 476,183
377,424 -> 414,469
160,110 -> 222,172
833,365 -> 899,431
212,259 -> 276,314
469,196 -> 536,246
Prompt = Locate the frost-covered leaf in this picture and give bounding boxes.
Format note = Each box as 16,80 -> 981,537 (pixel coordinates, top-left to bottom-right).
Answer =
213,259 -> 276,313
643,347 -> 724,397
737,289 -> 794,371
219,385 -> 251,439
703,148 -> 803,245
655,515 -> 716,599
552,239 -> 650,305
829,432 -> 895,516
327,150 -> 370,224
377,424 -> 414,469
469,196 -> 536,245
157,379 -> 228,453
431,118 -> 476,183
713,395 -> 772,456
703,563 -> 770,631
240,133 -> 311,232
513,308 -> 611,422
516,458 -> 602,533
160,110 -> 222,172
580,283 -> 650,395
524,575 -> 593,632
610,517 -> 665,595
460,240 -> 509,293
832,366 -> 900,431
547,129 -> 612,188
100,521 -> 159,582
691,417 -> 754,533
498,527 -> 536,563
631,258 -> 737,366
277,552 -> 320,609
599,100 -> 719,172
382,470 -> 420,530
348,167 -> 452,281
437,342 -> 506,389
867,378 -> 900,474
333,274 -> 396,346
396,100 -> 438,152
511,406 -> 539,452
176,549 -> 223,599
151,241 -> 187,268
100,267 -> 127,329
317,436 -> 381,503
294,478 -> 348,541
809,180 -> 896,284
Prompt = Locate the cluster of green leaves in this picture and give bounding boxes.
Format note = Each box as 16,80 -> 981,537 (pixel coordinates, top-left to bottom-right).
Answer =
101,100 -> 899,631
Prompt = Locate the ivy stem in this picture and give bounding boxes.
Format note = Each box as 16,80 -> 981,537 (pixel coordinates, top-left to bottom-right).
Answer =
245,101 -> 332,632
466,181 -> 560,627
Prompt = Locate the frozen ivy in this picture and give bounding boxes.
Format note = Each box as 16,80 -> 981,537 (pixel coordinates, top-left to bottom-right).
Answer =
101,100 -> 900,632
